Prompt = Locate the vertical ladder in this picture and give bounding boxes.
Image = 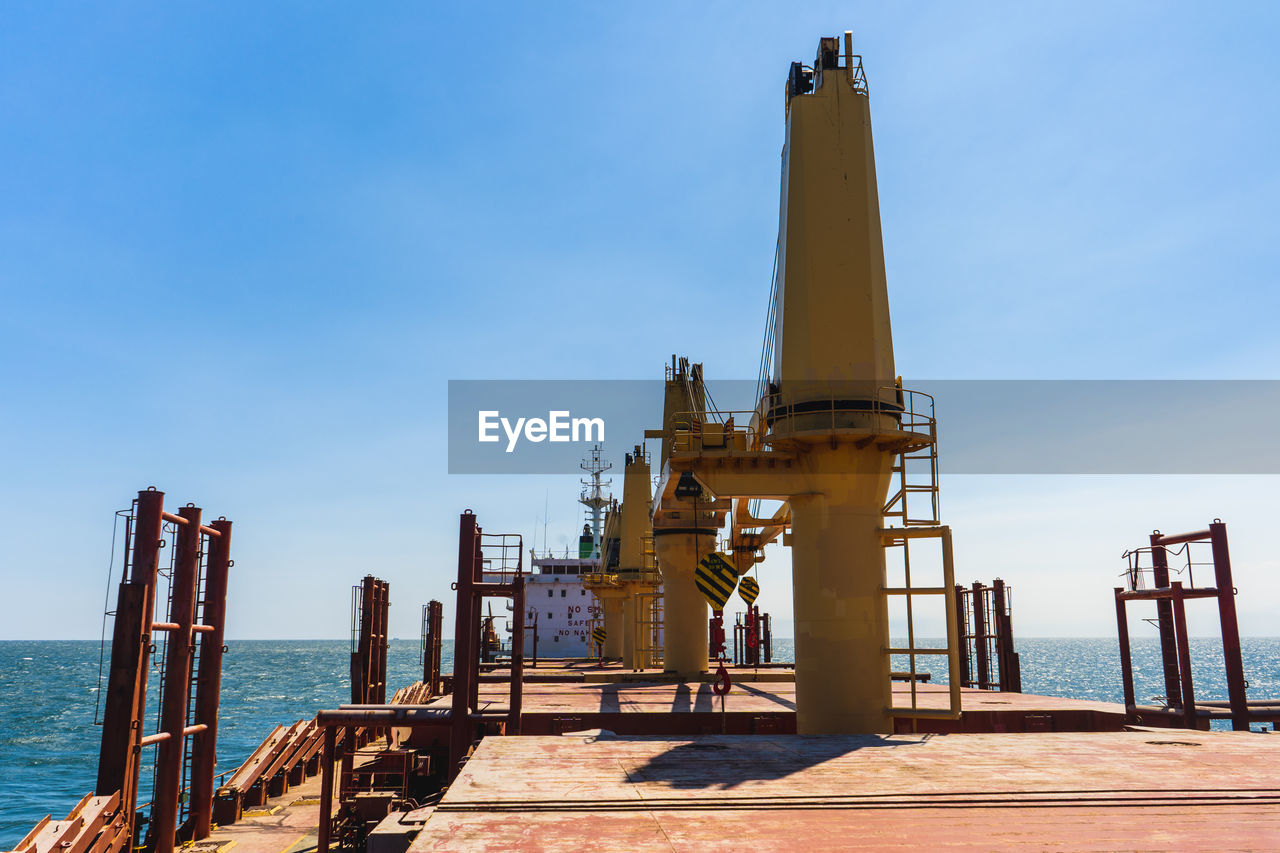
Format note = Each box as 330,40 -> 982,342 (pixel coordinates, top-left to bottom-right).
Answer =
879,526 -> 962,723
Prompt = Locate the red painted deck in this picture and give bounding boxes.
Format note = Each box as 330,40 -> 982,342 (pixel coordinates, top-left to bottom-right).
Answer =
453,675 -> 1136,733
409,730 -> 1280,851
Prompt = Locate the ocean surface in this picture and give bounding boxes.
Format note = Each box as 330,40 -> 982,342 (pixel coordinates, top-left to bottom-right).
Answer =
2,637 -> 1277,847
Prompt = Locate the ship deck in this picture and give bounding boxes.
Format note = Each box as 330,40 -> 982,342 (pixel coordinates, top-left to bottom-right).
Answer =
407,729 -> 1280,851
465,663 -> 1135,733
201,673 -> 1277,853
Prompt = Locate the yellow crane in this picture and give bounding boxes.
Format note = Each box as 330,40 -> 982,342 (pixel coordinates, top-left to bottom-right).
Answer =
651,34 -> 958,734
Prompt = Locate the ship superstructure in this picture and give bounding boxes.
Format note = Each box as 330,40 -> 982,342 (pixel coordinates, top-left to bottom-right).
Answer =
524,546 -> 600,656
520,445 -> 613,656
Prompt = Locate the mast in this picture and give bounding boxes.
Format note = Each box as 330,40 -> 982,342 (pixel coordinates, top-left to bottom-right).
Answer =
578,444 -> 612,558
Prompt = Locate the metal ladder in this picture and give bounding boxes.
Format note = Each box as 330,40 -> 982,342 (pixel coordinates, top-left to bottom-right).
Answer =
634,590 -> 664,671
878,391 -> 961,723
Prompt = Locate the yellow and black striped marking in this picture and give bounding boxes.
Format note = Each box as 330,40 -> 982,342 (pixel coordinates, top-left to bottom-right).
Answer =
695,552 -> 738,610
738,575 -> 760,606
591,626 -> 607,647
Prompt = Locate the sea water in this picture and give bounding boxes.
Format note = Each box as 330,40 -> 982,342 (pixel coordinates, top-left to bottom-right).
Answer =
2,637 -> 1277,847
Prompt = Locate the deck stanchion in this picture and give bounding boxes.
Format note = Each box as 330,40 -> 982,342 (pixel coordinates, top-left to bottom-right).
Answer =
1210,522 -> 1250,731
450,512 -> 480,780
98,489 -> 166,836
151,505 -> 202,853
1170,583 -> 1198,730
971,581 -> 989,690
509,575 -> 526,735
1150,534 -> 1183,707
1114,588 -> 1136,713
317,726 -> 336,853
187,518 -> 232,840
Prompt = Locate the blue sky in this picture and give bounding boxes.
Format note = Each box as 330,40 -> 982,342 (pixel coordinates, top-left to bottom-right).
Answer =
2,3 -> 1278,640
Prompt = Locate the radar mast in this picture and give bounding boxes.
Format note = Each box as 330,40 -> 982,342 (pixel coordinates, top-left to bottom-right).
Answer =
578,444 -> 612,558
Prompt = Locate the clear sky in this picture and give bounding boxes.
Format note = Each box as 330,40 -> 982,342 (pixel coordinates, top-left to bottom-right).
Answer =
2,3 -> 1278,641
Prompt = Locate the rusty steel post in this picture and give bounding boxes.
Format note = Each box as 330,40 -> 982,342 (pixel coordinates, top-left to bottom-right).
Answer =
954,584 -> 970,688
751,609 -> 758,666
991,579 -> 1021,692
1149,534 -> 1183,707
375,580 -> 390,704
1114,589 -> 1136,713
971,581 -> 989,690
99,489 -> 165,825
427,596 -> 437,686
1170,583 -> 1198,729
186,518 -> 232,840
508,575 -> 525,735
151,504 -> 202,853
763,611 -> 772,663
352,576 -> 376,705
371,581 -> 383,703
991,580 -> 1007,690
426,600 -> 443,695
1209,522 -> 1250,731
470,536 -> 484,715
317,726 -> 336,853
450,512 -> 480,781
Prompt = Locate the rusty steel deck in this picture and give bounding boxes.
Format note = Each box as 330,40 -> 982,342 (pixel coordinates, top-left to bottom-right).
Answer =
408,730 -> 1280,851
457,673 -> 1136,734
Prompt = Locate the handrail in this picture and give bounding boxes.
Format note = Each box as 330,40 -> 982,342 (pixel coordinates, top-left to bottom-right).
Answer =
668,386 -> 937,452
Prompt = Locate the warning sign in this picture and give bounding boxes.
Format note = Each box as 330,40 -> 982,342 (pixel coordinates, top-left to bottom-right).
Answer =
695,552 -> 738,610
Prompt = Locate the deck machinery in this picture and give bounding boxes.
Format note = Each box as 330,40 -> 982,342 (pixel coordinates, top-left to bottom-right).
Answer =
653,33 -> 951,733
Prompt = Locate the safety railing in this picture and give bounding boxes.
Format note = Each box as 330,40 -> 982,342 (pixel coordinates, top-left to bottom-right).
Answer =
668,410 -> 761,453
1120,541 -> 1215,592
761,386 -> 935,441
478,532 -> 524,581
883,389 -> 940,526
668,386 -> 936,454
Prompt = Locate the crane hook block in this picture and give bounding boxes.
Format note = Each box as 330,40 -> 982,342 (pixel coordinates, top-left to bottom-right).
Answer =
712,662 -> 731,696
